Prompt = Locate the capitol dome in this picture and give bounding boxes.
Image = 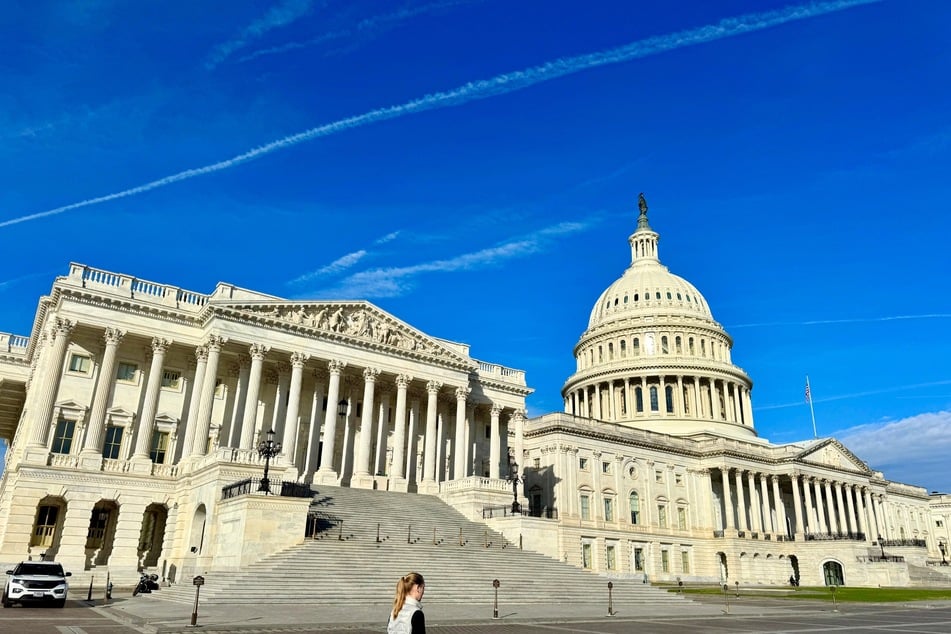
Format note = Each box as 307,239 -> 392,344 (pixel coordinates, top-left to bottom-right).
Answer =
562,194 -> 756,439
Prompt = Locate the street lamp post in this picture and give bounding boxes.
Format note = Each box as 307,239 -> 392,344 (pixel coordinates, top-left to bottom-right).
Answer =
506,453 -> 522,514
257,428 -> 282,495
877,534 -> 886,559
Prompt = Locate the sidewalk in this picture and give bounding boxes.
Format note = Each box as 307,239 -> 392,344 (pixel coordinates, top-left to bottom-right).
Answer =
90,591 -> 809,633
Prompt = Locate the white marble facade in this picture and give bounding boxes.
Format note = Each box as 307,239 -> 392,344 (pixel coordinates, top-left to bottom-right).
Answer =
0,197 -> 947,588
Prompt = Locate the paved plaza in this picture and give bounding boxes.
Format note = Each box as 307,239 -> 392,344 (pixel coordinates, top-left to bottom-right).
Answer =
37,594 -> 951,634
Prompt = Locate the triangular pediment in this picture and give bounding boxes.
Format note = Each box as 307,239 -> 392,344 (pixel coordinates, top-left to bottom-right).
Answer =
105,406 -> 136,424
209,300 -> 476,370
796,439 -> 870,473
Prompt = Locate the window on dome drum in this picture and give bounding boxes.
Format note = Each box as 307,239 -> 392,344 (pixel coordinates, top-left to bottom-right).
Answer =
677,292 -> 682,300
632,338 -> 640,356
675,336 -> 682,354
701,340 -> 706,357
661,336 -> 669,354
630,492 -> 640,524
634,547 -> 645,571
102,425 -> 123,459
608,343 -> 614,359
689,338 -> 695,355
598,346 -> 603,362
149,431 -> 169,464
485,424 -> 491,439
655,292 -> 661,299
667,291 -> 672,299
650,386 -> 659,411
580,494 -> 591,520
620,340 -> 626,357
623,295 -> 628,303
682,386 -> 690,414
116,361 -> 137,382
620,390 -> 627,415
68,353 -> 91,374
661,549 -> 670,572
51,419 -> 75,454
665,386 -> 674,413
634,293 -> 639,301
655,470 -> 664,483
635,387 -> 644,412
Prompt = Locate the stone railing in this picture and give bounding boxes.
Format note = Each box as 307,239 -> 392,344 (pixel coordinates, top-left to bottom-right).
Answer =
48,454 -> 81,468
805,531 -> 867,542
475,361 -> 527,386
67,263 -> 209,312
0,333 -> 30,354
881,538 -> 926,548
152,463 -> 179,478
441,476 -> 511,494
102,459 -> 131,473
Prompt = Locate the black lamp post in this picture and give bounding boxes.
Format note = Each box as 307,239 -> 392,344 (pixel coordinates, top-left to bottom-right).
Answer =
877,534 -> 886,559
337,399 -> 348,420
257,428 -> 281,495
506,453 -> 522,514
940,542 -> 947,565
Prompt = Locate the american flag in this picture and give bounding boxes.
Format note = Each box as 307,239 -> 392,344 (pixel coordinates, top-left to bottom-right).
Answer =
805,379 -> 812,404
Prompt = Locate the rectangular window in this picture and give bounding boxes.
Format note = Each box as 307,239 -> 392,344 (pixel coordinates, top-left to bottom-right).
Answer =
580,495 -> 591,520
681,551 -> 690,573
161,369 -> 182,390
214,377 -> 225,398
606,544 -> 616,570
582,542 -> 593,569
51,420 -> 75,454
102,425 -> 123,460
661,550 -> 670,572
655,470 -> 663,483
675,472 -> 684,486
634,547 -> 645,571
149,431 -> 169,464
937,519 -> 945,528
602,461 -> 611,474
116,361 -> 138,382
678,507 -> 687,531
68,353 -> 91,374
604,498 -> 614,522
658,505 -> 667,529
579,457 -> 588,470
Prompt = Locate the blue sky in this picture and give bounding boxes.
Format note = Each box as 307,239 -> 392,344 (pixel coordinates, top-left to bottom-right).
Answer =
2,0 -> 950,491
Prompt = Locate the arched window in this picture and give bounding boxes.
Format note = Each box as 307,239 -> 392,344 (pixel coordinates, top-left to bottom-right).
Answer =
620,340 -> 626,357
655,291 -> 661,299
598,346 -> 603,362
632,338 -> 640,356
665,385 -> 674,413
608,342 -> 614,360
701,340 -> 706,357
649,386 -> 659,411
630,491 -> 640,524
675,336 -> 682,354
661,336 -> 669,354
635,387 -> 644,413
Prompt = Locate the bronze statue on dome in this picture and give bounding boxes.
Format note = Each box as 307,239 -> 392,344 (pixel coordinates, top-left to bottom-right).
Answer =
638,192 -> 648,214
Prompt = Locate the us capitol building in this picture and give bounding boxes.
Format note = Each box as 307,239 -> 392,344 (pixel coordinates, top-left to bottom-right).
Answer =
1,196 -> 949,588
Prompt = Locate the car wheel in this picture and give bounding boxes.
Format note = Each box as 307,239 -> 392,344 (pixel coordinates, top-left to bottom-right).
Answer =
1,592 -> 11,608
53,599 -> 66,608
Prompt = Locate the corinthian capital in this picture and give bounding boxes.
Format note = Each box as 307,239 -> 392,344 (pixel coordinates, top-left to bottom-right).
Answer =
363,367 -> 380,382
205,334 -> 227,351
426,380 -> 442,395
151,337 -> 172,354
249,343 -> 269,360
455,386 -> 471,402
290,352 -> 309,367
51,318 -> 75,340
395,373 -> 413,390
103,327 -> 125,346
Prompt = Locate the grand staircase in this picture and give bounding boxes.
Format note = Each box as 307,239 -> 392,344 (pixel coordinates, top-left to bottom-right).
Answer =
158,485 -> 689,608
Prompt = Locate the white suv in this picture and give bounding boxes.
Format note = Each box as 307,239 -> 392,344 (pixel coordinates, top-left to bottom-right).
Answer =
3,561 -> 71,608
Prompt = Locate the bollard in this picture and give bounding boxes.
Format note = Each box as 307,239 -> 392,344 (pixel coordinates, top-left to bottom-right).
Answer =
519,534 -> 523,550
338,519 -> 344,541
433,526 -> 437,546
735,580 -> 740,597
484,529 -> 488,548
377,523 -> 381,543
459,527 -> 463,547
87,575 -> 94,601
607,581 -> 615,616
191,575 -> 205,626
105,572 -> 112,604
678,579 -> 684,594
830,585 -> 838,610
408,524 -> 412,544
722,583 -> 730,614
492,579 -> 500,619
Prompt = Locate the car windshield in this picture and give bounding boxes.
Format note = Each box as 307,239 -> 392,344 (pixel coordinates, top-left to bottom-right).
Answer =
14,563 -> 65,576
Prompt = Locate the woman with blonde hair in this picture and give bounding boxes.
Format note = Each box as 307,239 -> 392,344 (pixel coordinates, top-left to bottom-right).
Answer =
387,572 -> 425,633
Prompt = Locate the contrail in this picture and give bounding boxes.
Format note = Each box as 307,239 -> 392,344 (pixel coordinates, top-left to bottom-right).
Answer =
755,379 -> 951,411
0,0 -> 880,230
730,314 -> 951,329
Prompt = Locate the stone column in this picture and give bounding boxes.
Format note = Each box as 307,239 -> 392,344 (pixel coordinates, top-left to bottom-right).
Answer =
351,367 -> 380,489
389,374 -> 411,490
26,319 -> 75,458
834,482 -> 848,535
734,469 -> 748,532
801,476 -> 814,534
770,475 -> 787,537
239,344 -> 268,450
303,369 -> 327,481
844,484 -> 858,536
856,486 -> 869,540
226,356 -> 251,448
316,360 -> 346,484
419,381 -> 442,493
812,479 -> 827,533
453,386 -> 470,479
406,396 -> 420,482
374,389 -> 390,477
592,384 -> 602,419
608,380 -> 618,420
877,496 -> 889,540
693,380 -> 702,419
489,404 -> 502,480
747,471 -> 761,533
131,338 -> 171,467
191,335 -> 225,457
791,474 -> 805,538
721,468 -> 735,530
281,353 -> 308,473
823,480 -> 837,534
179,346 -> 208,461
81,327 -> 124,460
759,474 -> 773,533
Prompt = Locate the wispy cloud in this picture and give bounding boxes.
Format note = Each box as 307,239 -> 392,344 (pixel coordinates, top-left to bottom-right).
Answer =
239,0 -> 476,63
206,0 -> 315,70
730,314 -> 951,329
755,380 -> 951,411
299,220 -> 592,298
290,250 -> 368,285
1,0 -> 880,230
836,411 -> 951,491
0,270 -> 59,292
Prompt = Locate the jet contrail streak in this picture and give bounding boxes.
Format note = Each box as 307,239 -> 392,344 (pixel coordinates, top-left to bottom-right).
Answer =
730,314 -> 951,329
0,0 -> 880,229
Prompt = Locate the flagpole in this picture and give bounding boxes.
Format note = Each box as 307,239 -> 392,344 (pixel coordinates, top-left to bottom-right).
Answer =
806,375 -> 817,438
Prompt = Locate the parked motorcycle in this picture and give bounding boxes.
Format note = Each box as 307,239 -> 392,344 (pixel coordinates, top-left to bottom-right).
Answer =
132,573 -> 160,596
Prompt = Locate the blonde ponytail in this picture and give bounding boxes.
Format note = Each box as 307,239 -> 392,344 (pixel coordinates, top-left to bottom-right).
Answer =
391,572 -> 425,620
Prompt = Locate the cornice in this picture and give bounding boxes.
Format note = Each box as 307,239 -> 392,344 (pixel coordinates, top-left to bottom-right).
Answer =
563,362 -> 752,392
59,289 -> 201,329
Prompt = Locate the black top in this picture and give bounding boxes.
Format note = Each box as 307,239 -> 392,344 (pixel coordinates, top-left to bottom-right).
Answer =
411,609 -> 426,633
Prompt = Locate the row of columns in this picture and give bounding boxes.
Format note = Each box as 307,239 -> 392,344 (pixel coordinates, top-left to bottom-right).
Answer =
566,375 -> 752,426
